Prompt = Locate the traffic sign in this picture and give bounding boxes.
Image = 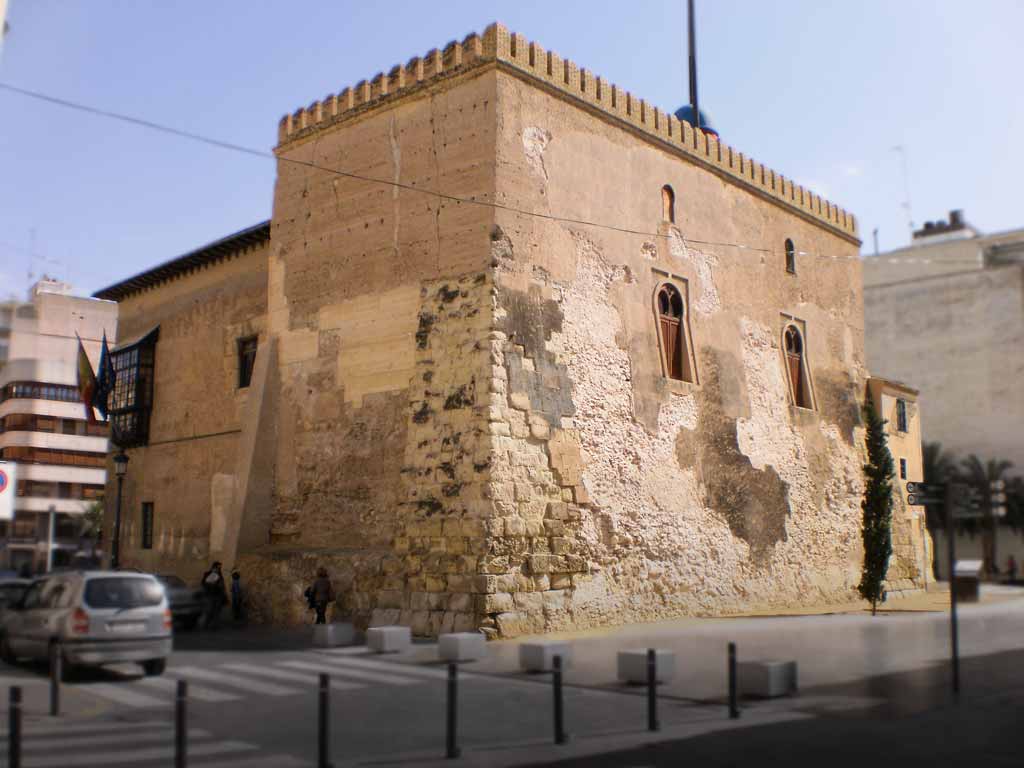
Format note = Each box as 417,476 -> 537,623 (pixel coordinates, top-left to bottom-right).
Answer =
907,493 -> 940,506
906,482 -> 942,495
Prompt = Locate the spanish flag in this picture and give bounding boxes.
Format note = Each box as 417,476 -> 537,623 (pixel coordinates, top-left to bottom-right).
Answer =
75,334 -> 98,424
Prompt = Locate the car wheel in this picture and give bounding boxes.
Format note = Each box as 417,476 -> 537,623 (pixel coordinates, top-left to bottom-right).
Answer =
142,658 -> 166,677
0,635 -> 16,665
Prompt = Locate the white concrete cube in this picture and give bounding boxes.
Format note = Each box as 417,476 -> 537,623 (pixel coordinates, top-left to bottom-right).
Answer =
439,632 -> 487,662
617,649 -> 676,684
519,641 -> 572,672
366,625 -> 412,654
738,660 -> 798,698
312,622 -> 356,648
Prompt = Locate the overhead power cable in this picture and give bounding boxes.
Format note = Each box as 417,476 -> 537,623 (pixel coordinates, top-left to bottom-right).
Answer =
0,81 -> 963,266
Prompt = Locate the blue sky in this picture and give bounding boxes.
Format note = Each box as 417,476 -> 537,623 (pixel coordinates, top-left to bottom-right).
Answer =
1,0 -> 1021,298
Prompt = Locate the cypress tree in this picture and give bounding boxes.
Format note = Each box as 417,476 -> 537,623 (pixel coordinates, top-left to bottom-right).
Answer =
859,398 -> 895,615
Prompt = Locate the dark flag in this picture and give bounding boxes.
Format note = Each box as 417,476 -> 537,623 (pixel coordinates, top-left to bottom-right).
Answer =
75,334 -> 98,424
94,332 -> 114,420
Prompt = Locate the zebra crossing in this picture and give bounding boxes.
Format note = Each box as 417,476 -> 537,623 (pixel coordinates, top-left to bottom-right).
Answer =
67,647 -> 453,711
0,719 -> 311,767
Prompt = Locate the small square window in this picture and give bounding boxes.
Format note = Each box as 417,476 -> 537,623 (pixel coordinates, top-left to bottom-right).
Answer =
899,458 -> 907,480
141,502 -> 154,550
237,336 -> 258,389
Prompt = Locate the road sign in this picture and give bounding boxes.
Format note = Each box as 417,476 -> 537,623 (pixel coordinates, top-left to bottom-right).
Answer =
906,482 -> 942,495
0,461 -> 15,522
908,493 -> 940,506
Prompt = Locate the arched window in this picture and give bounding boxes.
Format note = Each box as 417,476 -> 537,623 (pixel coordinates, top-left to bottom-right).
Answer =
785,238 -> 796,274
657,283 -> 690,381
662,185 -> 676,223
784,325 -> 810,408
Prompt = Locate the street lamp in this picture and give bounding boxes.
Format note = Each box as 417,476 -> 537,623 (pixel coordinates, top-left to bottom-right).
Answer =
111,451 -> 129,570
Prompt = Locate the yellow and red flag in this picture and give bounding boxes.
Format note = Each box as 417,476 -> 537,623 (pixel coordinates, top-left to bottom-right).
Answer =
75,334 -> 98,424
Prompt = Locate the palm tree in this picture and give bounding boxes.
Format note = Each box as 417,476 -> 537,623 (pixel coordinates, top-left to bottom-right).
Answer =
960,454 -> 1013,576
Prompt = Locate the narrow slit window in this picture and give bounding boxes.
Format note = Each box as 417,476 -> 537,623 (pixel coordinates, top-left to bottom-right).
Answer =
785,238 -> 796,274
784,325 -> 810,408
141,502 -> 154,550
662,185 -> 675,223
238,336 -> 258,389
657,284 -> 691,382
896,398 -> 908,432
899,458 -> 907,480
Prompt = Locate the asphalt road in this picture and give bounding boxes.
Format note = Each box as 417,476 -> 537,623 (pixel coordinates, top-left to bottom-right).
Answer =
0,594 -> 1021,768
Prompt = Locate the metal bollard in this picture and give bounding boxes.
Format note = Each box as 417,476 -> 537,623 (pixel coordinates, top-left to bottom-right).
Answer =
175,680 -> 187,768
9,686 -> 22,768
728,642 -> 740,719
446,662 -> 460,759
646,648 -> 659,732
318,673 -> 332,768
552,654 -> 567,745
49,642 -> 61,717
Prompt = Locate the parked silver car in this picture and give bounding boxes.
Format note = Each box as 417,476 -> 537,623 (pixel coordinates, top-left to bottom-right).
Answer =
0,571 -> 172,677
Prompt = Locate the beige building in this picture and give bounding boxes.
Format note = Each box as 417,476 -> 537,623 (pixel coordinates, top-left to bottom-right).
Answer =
96,23 -> 929,635
0,279 -> 117,572
864,211 -> 1024,471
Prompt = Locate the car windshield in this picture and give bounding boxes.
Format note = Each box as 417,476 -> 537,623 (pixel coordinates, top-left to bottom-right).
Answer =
83,578 -> 164,609
157,575 -> 186,588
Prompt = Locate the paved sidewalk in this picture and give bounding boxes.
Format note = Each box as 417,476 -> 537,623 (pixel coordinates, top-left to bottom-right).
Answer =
403,584 -> 1024,706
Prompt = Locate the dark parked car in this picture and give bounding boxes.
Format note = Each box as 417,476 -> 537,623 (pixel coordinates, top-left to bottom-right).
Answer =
155,574 -> 204,630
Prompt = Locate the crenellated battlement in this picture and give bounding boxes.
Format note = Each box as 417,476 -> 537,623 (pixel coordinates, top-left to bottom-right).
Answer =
276,23 -> 857,238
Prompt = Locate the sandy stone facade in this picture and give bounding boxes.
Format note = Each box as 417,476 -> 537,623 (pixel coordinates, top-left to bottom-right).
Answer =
99,23 -> 930,635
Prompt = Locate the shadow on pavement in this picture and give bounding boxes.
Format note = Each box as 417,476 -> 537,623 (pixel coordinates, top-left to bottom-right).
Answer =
533,649 -> 1024,768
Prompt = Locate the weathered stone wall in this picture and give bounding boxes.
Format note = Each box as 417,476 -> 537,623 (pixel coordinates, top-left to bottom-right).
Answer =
477,69 -> 878,634
112,242 -> 269,583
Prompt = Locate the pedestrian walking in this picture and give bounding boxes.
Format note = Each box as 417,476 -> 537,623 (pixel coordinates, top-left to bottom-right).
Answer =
230,568 -> 245,624
1007,554 -> 1018,583
309,567 -> 334,625
200,561 -> 227,629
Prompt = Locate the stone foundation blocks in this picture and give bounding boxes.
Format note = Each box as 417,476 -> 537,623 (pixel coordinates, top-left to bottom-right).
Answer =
439,631 -> 487,662
617,649 -> 676,684
737,660 -> 798,698
312,622 -> 356,648
519,640 -> 571,672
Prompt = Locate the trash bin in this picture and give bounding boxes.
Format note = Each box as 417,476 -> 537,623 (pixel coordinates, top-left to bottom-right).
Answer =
953,559 -> 983,603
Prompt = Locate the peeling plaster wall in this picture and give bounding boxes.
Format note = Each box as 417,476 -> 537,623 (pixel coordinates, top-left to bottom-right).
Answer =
481,69 -> 888,635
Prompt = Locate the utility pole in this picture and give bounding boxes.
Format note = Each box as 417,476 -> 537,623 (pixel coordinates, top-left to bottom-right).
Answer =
872,228 -> 879,257
45,505 -> 56,573
687,0 -> 700,130
945,482 -> 960,696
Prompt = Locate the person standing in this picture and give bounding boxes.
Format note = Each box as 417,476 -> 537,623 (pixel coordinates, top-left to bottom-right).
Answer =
201,561 -> 227,629
1007,554 -> 1018,583
230,569 -> 245,624
311,567 -> 334,625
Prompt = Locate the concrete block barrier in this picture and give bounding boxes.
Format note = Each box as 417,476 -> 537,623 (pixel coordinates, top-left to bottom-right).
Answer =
439,632 -> 486,662
519,640 -> 571,672
367,625 -> 412,654
737,660 -> 798,698
312,622 -> 356,648
617,649 -> 675,684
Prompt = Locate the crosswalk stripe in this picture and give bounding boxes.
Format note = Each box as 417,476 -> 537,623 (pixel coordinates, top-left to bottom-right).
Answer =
221,663 -> 364,691
193,755 -> 312,768
322,645 -> 370,655
76,682 -> 168,709
21,728 -> 206,752
0,720 -> 166,738
168,665 -> 302,696
318,655 -> 451,680
280,659 -> 420,686
18,739 -> 255,768
138,675 -> 241,702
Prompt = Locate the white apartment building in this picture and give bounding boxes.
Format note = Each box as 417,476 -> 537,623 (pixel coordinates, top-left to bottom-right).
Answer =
0,278 -> 117,573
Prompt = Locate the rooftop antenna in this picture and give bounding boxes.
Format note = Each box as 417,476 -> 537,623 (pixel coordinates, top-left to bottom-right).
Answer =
892,145 -> 914,240
687,0 -> 700,130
